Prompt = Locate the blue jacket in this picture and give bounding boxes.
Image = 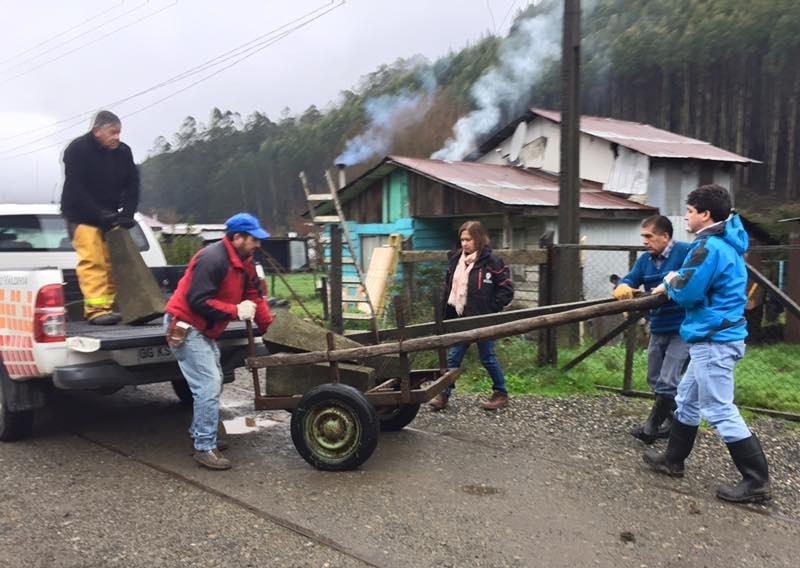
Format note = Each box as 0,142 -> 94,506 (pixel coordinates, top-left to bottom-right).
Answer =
665,214 -> 749,343
621,241 -> 691,335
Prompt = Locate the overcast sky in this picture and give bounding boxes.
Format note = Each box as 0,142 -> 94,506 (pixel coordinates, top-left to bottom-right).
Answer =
0,0 -> 528,203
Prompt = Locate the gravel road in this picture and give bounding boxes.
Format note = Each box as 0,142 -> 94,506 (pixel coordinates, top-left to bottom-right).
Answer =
414,392 -> 800,520
1,383 -> 798,568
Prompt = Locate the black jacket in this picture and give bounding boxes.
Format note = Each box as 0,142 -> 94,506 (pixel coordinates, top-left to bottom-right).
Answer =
60,132 -> 139,227
441,247 -> 514,319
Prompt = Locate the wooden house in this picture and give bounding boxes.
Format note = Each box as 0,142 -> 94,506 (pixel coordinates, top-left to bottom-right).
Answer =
474,108 -> 759,238
313,156 -> 654,306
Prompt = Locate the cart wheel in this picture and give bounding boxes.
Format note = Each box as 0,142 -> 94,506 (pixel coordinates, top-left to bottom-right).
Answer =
290,384 -> 379,471
375,403 -> 420,431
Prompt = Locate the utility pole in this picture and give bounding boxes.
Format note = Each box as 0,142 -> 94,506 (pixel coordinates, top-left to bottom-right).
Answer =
558,0 -> 582,345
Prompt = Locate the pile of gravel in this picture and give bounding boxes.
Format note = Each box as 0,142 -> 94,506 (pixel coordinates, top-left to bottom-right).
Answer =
413,392 -> 800,519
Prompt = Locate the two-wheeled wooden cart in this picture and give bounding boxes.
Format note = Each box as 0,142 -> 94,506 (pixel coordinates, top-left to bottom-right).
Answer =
244,294 -> 663,471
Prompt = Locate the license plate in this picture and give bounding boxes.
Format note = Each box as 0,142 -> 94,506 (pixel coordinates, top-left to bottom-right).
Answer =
134,345 -> 174,364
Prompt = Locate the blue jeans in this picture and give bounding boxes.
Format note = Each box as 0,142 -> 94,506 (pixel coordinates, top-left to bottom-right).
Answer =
164,314 -> 223,451
674,341 -> 751,443
444,341 -> 507,397
647,333 -> 690,396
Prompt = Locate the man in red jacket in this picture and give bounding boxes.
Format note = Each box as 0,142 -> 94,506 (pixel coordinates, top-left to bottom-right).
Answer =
164,213 -> 273,470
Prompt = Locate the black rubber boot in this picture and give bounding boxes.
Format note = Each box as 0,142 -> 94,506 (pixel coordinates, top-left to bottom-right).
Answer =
716,434 -> 772,503
655,397 -> 677,439
643,419 -> 698,477
631,395 -> 675,444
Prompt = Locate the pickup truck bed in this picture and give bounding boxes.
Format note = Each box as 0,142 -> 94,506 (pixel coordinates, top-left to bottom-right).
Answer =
54,319 -> 257,392
65,319 -> 250,349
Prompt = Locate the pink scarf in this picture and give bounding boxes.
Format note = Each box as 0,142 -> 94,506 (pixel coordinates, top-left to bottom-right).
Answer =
447,251 -> 477,316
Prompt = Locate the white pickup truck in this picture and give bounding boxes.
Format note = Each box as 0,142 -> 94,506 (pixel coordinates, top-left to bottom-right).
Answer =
0,204 -> 259,441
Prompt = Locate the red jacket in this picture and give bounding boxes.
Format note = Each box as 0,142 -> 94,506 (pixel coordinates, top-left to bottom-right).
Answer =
165,238 -> 273,338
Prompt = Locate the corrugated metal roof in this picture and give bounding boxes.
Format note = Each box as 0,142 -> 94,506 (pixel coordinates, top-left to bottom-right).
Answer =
387,156 -> 654,211
531,109 -> 759,163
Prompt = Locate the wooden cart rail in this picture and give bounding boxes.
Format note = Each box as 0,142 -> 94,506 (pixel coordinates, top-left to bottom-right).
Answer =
246,294 -> 665,369
346,297 -> 617,344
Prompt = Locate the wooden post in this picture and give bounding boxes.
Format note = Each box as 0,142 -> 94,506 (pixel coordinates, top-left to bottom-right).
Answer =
318,276 -> 329,321
329,226 -> 343,334
401,236 -> 415,311
784,220 -> 800,342
538,231 -> 557,366
433,286 -> 448,372
393,296 -> 411,402
557,0 -> 582,346
622,249 -> 639,393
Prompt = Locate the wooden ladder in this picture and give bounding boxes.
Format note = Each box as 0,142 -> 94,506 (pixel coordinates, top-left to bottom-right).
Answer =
299,171 -> 378,328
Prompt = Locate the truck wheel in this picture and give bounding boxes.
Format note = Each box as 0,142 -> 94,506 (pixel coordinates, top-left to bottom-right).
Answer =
0,373 -> 35,442
375,403 -> 420,431
171,379 -> 194,406
290,384 -> 379,471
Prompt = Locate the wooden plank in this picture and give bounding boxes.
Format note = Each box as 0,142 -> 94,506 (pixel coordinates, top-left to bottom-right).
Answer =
249,294 -> 665,368
313,215 -> 341,223
306,193 -> 333,202
265,362 -> 373,396
347,297 -> 615,343
399,249 -> 547,265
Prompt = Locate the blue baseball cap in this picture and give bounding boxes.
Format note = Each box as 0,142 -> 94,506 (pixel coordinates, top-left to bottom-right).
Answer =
225,213 -> 270,239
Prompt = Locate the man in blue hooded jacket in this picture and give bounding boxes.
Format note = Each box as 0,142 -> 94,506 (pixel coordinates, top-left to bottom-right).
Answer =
644,184 -> 771,503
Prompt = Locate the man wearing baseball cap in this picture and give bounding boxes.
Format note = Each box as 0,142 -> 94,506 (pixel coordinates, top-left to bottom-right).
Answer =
164,212 -> 273,470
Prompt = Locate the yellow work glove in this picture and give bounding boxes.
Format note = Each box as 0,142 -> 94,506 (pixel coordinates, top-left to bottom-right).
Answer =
612,283 -> 635,301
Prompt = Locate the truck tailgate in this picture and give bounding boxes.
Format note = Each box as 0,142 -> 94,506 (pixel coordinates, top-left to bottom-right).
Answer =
65,320 -> 251,350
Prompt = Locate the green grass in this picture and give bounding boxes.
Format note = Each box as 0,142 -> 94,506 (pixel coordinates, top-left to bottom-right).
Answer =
266,272 -> 325,320
413,337 -> 800,414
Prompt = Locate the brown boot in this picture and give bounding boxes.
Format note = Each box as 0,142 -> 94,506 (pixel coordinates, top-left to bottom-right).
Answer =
193,448 -> 232,470
481,391 -> 509,410
429,393 -> 449,411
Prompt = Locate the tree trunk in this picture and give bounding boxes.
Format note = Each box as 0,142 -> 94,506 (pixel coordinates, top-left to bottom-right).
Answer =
719,62 -> 728,149
703,64 -> 714,143
743,56 -> 755,187
681,65 -> 691,135
694,64 -> 704,138
734,62 -> 746,191
786,70 -> 799,200
768,74 -> 782,195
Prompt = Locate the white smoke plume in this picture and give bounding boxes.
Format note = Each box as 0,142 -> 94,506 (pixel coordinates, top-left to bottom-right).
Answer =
335,70 -> 437,166
431,3 -> 562,161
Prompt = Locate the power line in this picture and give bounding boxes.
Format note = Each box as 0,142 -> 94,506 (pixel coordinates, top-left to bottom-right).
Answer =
0,1 -> 177,83
0,0 -> 337,147
0,1 -> 345,162
499,1 -> 519,33
0,0 -> 125,66
486,0 -> 497,34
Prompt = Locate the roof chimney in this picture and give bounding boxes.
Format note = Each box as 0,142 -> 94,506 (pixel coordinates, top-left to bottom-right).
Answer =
335,162 -> 346,189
